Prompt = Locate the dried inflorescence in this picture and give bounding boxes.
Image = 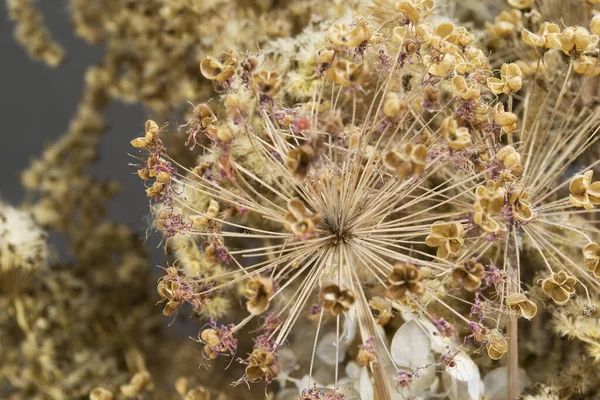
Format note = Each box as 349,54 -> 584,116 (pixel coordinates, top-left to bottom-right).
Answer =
8,0 -> 600,398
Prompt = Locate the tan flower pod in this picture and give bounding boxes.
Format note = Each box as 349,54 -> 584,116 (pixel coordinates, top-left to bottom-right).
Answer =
200,56 -> 235,82
493,103 -> 518,135
425,221 -> 464,259
246,348 -> 279,381
591,15 -> 600,36
369,296 -> 393,325
569,171 -> 600,209
522,22 -> 561,49
496,145 -> 521,168
508,0 -> 534,9
506,293 -> 537,320
486,329 -> 508,360
244,277 -> 273,315
384,92 -> 408,118
541,271 -> 577,304
329,22 -> 370,48
583,242 -> 600,278
452,259 -> 484,292
90,388 -> 114,400
383,144 -> 428,178
451,76 -> 480,100
425,52 -> 456,76
320,284 -> 355,316
441,116 -> 471,150
508,185 -> 533,221
357,348 -> 376,366
327,60 -> 368,87
574,56 -> 600,77
251,70 -> 282,97
384,262 -> 426,301
487,63 -> 522,95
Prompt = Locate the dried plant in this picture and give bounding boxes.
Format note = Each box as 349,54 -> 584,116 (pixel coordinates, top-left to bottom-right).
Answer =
6,0 -> 600,399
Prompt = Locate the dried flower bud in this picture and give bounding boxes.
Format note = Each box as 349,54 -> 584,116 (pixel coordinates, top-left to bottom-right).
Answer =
583,243 -> 600,278
396,0 -> 435,23
327,60 -> 368,87
184,387 -> 211,400
287,144 -> 316,179
90,388 -> 113,400
357,347 -> 376,367
441,117 -> 471,150
369,296 -> 393,325
320,284 -> 355,315
487,63 -> 522,95
200,55 -> 236,83
385,262 -> 426,301
251,70 -> 282,96
246,348 -> 280,381
569,170 -> 600,209
120,371 -> 152,397
383,144 -> 427,178
508,0 -> 534,9
329,21 -> 371,48
592,15 -> 600,36
541,271 -> 577,304
496,145 -> 521,169
452,259 -> 484,292
244,277 -> 273,315
506,293 -> 537,319
493,103 -> 518,135
425,221 -> 464,259
451,76 -> 480,100
486,329 -> 508,360
383,92 -> 408,118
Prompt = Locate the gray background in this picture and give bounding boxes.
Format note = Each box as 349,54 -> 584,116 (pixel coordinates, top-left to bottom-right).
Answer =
0,3 -> 155,247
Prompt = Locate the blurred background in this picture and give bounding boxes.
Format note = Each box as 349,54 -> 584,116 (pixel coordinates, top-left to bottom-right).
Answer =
0,3 -> 161,256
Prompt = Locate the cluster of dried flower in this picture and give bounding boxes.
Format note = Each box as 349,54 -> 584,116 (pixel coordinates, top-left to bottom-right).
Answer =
7,0 -> 600,398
